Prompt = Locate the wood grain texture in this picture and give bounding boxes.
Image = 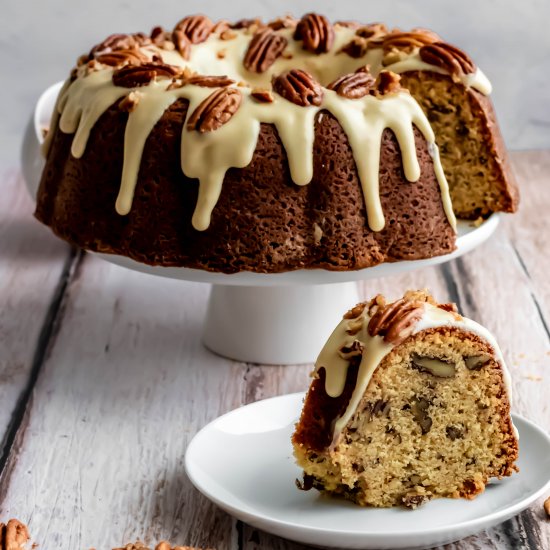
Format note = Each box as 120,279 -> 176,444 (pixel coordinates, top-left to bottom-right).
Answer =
1,152 -> 549,550
0,169 -> 70,465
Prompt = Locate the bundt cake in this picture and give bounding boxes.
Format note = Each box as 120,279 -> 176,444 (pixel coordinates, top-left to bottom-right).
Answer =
35,14 -> 518,273
292,290 -> 518,507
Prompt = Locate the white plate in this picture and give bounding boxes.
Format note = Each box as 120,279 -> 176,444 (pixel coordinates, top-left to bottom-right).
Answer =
23,81 -> 500,286
185,393 -> 550,549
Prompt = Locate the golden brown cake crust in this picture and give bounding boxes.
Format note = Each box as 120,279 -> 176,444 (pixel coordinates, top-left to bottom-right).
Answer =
35,100 -> 455,273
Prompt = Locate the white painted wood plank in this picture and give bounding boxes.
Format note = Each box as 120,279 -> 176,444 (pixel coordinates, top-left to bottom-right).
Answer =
0,169 -> 70,451
0,253 -> 245,549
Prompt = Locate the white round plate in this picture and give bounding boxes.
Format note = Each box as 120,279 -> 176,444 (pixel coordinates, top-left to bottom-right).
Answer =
23,81 -> 500,287
185,393 -> 550,549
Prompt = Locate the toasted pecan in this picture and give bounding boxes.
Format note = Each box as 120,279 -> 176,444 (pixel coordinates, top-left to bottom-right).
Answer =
328,67 -> 375,99
367,298 -> 424,345
112,62 -> 181,88
187,88 -> 242,132
294,13 -> 334,54
419,41 -> 475,76
185,75 -> 235,87
96,48 -> 150,67
243,28 -> 288,73
90,33 -> 151,56
272,69 -> 324,107
1,518 -> 30,550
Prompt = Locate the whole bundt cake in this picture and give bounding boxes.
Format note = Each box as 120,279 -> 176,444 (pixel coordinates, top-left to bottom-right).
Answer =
35,14 -> 518,273
292,290 -> 519,507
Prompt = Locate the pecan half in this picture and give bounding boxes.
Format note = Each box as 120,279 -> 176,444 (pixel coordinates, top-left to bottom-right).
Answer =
373,71 -> 402,96
419,41 -> 475,76
272,69 -> 324,107
187,87 -> 242,132
212,19 -> 231,34
96,48 -> 150,67
112,62 -> 181,88
367,297 -> 423,345
1,519 -> 30,550
174,15 -> 214,44
90,33 -> 151,56
371,28 -> 439,52
185,75 -> 235,87
244,28 -> 288,73
328,68 -> 375,99
294,13 -> 334,54
172,29 -> 191,59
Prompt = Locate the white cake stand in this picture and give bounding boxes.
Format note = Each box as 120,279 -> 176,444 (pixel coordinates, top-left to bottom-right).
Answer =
22,82 -> 501,365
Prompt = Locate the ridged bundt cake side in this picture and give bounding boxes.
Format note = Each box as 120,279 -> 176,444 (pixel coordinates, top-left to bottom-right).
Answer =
292,290 -> 518,507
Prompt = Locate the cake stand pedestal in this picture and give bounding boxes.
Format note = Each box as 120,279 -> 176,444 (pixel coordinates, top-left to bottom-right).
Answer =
22,81 -> 502,365
203,282 -> 359,364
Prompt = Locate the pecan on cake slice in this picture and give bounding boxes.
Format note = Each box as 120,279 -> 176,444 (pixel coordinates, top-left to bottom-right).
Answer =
367,297 -> 424,345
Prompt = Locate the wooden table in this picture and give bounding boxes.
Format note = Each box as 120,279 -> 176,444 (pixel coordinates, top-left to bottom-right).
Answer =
0,151 -> 549,550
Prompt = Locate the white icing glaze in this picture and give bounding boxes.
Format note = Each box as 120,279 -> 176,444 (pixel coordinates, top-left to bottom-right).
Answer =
44,24 -> 489,232
314,299 -> 516,446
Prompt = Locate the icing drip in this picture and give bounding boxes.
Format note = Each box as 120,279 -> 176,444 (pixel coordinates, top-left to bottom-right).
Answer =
46,24 -> 489,231
315,300 -> 517,445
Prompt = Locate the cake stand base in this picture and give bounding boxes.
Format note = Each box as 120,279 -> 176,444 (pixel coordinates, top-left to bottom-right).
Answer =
203,282 -> 359,365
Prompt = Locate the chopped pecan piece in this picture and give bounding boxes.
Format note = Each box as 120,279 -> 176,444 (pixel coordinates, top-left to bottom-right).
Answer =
544,496 -> 550,518
328,68 -> 375,99
96,48 -> 150,67
232,18 -> 264,30
402,490 -> 432,509
185,75 -> 235,87
344,302 -> 367,319
339,37 -> 369,58
295,473 -> 315,491
90,32 -> 151,56
251,88 -> 274,103
1,518 -> 30,550
187,87 -> 242,133
220,29 -> 237,40
119,91 -> 142,112
338,340 -> 364,360
267,15 -> 297,30
294,13 -> 334,54
112,62 -> 181,88
373,71 -> 402,96
464,354 -> 491,370
411,354 -> 456,378
212,19 -> 231,34
419,41 -> 475,76
356,22 -> 388,38
244,28 -> 288,73
334,20 -> 361,29
410,397 -> 432,434
272,69 -> 324,107
367,295 -> 422,344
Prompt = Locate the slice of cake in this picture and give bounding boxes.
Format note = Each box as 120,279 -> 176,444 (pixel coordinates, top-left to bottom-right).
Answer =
292,290 -> 518,507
